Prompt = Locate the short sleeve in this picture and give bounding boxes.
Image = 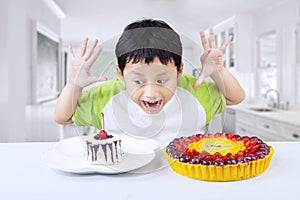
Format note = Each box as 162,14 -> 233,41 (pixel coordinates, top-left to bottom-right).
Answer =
205,81 -> 226,122
71,78 -> 126,129
72,89 -> 100,128
177,74 -> 226,124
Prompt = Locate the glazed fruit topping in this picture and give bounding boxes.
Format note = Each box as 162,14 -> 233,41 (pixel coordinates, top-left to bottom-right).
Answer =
225,157 -> 237,165
99,130 -> 108,139
94,130 -> 113,140
213,159 -> 225,166
200,157 -> 212,165
166,132 -> 271,166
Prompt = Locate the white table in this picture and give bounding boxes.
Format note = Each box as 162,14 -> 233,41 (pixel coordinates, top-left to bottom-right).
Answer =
0,142 -> 299,200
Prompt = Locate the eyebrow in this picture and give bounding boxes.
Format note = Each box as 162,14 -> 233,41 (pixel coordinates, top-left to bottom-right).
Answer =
156,71 -> 169,76
130,70 -> 171,77
131,71 -> 145,76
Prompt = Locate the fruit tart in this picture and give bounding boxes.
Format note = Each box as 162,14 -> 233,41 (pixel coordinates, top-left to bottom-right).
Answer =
163,132 -> 274,181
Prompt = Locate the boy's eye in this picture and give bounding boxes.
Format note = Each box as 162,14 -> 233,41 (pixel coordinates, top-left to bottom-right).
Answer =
134,80 -> 144,85
157,80 -> 167,84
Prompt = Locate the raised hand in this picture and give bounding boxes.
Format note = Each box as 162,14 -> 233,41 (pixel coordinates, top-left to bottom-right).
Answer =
193,27 -> 232,88
68,38 -> 107,88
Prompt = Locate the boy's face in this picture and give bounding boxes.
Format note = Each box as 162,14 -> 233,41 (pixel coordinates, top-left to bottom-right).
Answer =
118,57 -> 183,114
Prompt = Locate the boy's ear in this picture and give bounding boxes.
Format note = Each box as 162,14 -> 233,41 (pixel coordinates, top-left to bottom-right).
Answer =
116,65 -> 124,80
177,62 -> 184,79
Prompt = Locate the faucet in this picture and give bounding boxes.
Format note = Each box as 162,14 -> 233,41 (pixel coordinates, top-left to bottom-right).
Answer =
264,89 -> 280,109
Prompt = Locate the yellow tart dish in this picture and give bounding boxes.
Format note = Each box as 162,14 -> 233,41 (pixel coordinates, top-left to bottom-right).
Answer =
163,133 -> 274,181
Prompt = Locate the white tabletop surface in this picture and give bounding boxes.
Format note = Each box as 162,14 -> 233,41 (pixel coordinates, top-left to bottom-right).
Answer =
0,141 -> 299,200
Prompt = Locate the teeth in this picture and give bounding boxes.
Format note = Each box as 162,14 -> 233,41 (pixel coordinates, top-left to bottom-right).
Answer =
142,100 -> 162,109
145,101 -> 150,108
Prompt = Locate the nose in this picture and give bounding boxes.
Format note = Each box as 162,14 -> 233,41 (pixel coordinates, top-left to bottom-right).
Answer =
143,83 -> 159,99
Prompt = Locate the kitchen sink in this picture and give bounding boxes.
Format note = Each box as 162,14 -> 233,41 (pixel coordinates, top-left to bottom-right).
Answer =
249,107 -> 274,112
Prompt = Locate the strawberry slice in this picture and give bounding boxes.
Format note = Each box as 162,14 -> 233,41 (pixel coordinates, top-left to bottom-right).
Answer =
214,152 -> 222,159
233,135 -> 242,141
199,151 -> 209,159
192,135 -> 200,142
234,151 -> 244,159
226,133 -> 233,139
250,140 -> 258,146
223,152 -> 233,160
175,143 -> 186,152
196,134 -> 203,139
214,133 -> 221,138
244,140 -> 251,147
250,144 -> 261,154
242,136 -> 250,142
185,149 -> 199,157
207,154 -> 216,161
220,133 -> 226,138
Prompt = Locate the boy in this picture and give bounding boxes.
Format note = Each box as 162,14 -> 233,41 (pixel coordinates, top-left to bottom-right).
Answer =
54,19 -> 245,143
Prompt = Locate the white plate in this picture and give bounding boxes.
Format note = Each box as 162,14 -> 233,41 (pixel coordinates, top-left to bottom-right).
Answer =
42,136 -> 157,174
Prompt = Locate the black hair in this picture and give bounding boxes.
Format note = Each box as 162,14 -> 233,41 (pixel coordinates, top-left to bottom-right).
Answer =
115,19 -> 182,74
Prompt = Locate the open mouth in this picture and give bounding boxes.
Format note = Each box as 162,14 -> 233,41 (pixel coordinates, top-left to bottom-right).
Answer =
141,99 -> 163,113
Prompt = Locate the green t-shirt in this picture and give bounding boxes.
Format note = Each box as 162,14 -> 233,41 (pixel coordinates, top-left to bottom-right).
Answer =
72,74 -> 226,131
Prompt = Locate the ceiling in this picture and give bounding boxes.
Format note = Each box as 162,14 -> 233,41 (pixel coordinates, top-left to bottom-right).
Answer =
54,0 -> 287,45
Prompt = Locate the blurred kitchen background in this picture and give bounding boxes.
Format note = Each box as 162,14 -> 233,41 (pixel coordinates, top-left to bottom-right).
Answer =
0,0 -> 300,142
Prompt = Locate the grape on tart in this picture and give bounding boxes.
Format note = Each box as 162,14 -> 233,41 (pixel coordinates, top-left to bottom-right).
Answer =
163,132 -> 274,181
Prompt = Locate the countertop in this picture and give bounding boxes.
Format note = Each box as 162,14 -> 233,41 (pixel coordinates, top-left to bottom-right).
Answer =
227,103 -> 300,127
0,142 -> 299,200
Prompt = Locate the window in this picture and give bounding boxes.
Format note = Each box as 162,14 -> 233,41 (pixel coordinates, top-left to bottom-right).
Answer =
31,21 -> 61,104
295,23 -> 300,103
221,31 -> 227,67
257,31 -> 277,97
228,27 -> 235,68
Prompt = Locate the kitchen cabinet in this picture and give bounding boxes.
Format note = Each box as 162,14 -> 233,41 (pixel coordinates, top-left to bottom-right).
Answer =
208,14 -> 253,72
282,124 -> 300,141
235,109 -> 300,141
235,111 -> 269,140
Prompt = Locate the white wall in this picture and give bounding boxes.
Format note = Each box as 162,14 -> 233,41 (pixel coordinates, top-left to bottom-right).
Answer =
0,0 -> 9,142
252,0 -> 300,108
0,0 -> 61,142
